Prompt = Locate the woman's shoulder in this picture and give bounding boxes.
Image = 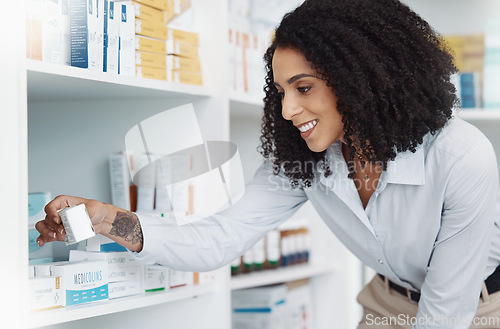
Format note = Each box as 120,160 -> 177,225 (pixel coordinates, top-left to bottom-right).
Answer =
425,116 -> 493,160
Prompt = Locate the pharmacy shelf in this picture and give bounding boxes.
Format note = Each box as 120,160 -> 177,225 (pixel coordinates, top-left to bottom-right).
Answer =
230,263 -> 337,291
229,92 -> 264,118
27,283 -> 216,328
27,59 -> 213,102
456,109 -> 500,121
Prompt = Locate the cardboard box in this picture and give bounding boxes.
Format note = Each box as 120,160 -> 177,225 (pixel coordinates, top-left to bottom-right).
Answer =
144,266 -> 169,291
167,27 -> 198,46
121,0 -> 168,11
26,0 -> 43,61
29,276 -> 63,312
136,66 -> 167,80
50,260 -> 109,306
136,51 -> 166,68
86,235 -> 128,252
28,192 -> 51,227
166,54 -> 200,72
232,285 -> 287,329
135,18 -> 168,40
109,280 -> 142,299
70,0 -> 104,70
104,0 -> 120,73
131,0 -> 166,24
168,70 -> 202,85
169,270 -> 193,288
119,3 -> 136,76
69,250 -> 140,268
136,36 -> 167,54
166,39 -> 198,59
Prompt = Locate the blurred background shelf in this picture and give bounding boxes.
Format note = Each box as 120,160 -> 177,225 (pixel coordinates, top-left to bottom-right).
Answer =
456,109 -> 500,121
230,263 -> 337,291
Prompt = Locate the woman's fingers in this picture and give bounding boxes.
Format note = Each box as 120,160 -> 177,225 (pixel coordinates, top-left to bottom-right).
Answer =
44,195 -> 85,224
35,220 -> 64,246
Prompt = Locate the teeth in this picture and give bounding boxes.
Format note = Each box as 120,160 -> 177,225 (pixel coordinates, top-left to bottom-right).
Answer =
298,120 -> 317,132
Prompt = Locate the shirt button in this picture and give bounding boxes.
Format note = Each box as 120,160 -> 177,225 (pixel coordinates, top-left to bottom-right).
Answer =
378,259 -> 384,264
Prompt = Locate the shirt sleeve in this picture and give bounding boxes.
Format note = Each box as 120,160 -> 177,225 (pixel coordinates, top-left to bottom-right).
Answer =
129,164 -> 308,271
415,139 -> 499,329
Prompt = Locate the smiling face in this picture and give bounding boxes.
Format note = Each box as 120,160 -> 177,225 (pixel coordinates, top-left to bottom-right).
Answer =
272,47 -> 345,153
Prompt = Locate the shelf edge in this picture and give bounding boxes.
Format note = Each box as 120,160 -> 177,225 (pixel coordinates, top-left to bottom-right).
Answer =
230,263 -> 337,291
26,283 -> 216,328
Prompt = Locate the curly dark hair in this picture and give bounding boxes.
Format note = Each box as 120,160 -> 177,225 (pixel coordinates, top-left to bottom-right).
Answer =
259,0 -> 458,187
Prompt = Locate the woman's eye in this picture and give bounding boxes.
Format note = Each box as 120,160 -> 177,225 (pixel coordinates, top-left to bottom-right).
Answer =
298,86 -> 311,93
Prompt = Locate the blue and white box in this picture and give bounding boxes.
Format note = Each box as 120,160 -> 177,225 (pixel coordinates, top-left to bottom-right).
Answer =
28,192 -> 53,261
232,285 -> 287,329
50,260 -> 109,306
70,0 -> 104,70
86,235 -> 128,252
104,0 -> 120,73
119,3 -> 136,76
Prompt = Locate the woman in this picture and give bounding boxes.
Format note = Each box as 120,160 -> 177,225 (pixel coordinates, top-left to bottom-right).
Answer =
36,0 -> 499,328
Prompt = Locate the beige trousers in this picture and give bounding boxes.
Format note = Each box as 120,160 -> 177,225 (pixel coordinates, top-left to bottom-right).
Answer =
357,275 -> 500,329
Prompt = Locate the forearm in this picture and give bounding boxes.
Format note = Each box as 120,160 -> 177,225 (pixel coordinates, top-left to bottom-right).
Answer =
99,203 -> 144,252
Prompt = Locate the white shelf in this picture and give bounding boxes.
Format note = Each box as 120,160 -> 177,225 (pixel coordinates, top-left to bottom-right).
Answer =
229,92 -> 264,118
27,283 -> 216,328
456,109 -> 500,121
27,60 -> 213,102
230,263 -> 337,291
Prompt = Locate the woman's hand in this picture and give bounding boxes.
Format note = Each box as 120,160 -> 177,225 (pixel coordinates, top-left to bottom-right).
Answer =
35,195 -> 108,247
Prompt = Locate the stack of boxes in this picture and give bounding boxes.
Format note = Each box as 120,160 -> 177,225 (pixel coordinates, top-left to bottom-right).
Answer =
69,250 -> 143,299
130,0 -> 201,84
231,281 -> 313,329
28,248 -> 210,311
132,0 -> 169,80
444,34 -> 485,109
26,0 -> 202,85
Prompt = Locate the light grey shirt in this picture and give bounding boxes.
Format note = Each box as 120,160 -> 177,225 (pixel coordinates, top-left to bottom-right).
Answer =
133,117 -> 499,329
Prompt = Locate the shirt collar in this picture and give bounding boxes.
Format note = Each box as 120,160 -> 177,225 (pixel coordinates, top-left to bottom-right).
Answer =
320,140 -> 426,187
385,144 -> 425,185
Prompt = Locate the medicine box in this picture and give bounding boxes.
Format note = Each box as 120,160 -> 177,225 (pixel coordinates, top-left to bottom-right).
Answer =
104,0 -> 120,73
166,39 -> 199,59
136,66 -> 167,81
70,0 -> 104,70
59,204 -> 95,245
169,269 -> 193,288
136,36 -> 166,54
232,285 -> 287,329
86,235 -> 128,252
29,276 -> 63,312
50,260 -> 109,306
28,192 -> 51,226
109,280 -> 142,299
70,250 -> 140,268
119,3 -> 136,76
144,265 -> 169,292
34,261 -> 69,276
135,18 -> 168,40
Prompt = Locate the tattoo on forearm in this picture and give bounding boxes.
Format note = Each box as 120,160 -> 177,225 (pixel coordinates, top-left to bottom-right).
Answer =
109,211 -> 143,245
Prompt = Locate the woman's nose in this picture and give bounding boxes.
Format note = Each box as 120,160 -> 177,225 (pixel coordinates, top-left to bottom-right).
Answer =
281,94 -> 302,121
